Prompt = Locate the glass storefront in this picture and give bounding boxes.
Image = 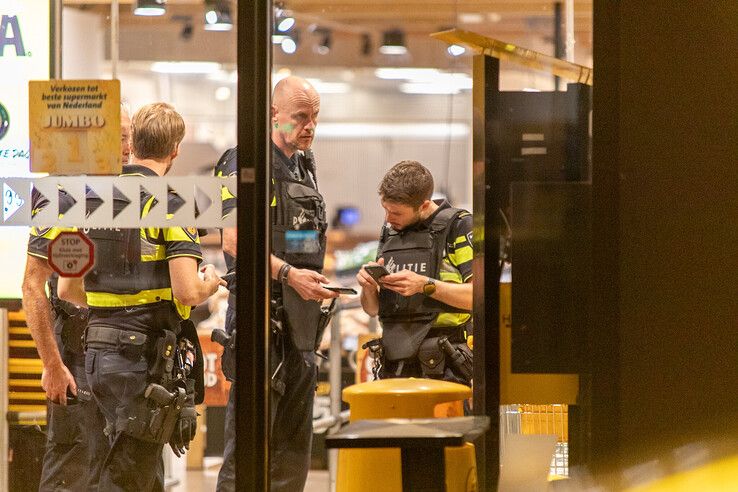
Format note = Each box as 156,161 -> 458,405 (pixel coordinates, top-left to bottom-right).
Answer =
0,1 -> 597,490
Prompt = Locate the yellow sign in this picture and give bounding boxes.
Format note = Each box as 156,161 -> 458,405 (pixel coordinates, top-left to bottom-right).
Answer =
29,79 -> 121,175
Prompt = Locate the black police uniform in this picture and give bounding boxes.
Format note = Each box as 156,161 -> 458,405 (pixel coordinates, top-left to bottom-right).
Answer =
215,145 -> 328,492
212,147 -> 238,492
82,165 -> 204,491
376,201 -> 474,385
28,189 -> 109,492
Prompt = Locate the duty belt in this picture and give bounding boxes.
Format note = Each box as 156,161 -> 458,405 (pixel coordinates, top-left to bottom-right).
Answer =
85,325 -> 149,347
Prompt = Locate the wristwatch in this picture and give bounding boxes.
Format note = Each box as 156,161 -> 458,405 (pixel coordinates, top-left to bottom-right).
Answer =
422,277 -> 436,296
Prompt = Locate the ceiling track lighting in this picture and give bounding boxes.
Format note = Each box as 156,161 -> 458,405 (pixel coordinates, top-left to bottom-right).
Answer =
379,29 -> 407,56
280,30 -> 300,55
205,0 -> 233,31
274,7 -> 295,33
133,0 -> 166,17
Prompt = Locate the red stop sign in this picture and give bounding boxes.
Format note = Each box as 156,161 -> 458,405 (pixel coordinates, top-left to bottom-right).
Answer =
48,231 -> 95,278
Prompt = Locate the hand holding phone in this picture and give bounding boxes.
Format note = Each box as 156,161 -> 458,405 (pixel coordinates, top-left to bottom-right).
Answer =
324,286 -> 358,295
364,265 -> 390,283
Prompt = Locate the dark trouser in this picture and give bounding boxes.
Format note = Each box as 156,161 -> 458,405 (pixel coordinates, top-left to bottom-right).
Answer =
216,305 -> 236,492
217,303 -> 317,492
85,342 -> 165,492
39,339 -> 108,491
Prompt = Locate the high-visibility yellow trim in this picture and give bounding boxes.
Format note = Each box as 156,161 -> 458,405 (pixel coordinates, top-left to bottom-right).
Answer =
173,298 -> 191,320
9,327 -> 30,335
86,288 -> 172,307
439,270 -> 463,283
271,196 -> 276,207
222,186 -> 235,201
448,245 -> 473,266
434,312 -> 472,327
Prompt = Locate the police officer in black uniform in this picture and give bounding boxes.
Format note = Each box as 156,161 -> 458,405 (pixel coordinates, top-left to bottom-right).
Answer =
58,103 -> 224,491
21,107 -> 132,491
215,76 -> 337,492
357,160 -> 474,385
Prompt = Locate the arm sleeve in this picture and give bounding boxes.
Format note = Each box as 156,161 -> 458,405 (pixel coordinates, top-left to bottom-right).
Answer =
446,213 -> 474,282
215,148 -> 238,219
163,227 -> 203,263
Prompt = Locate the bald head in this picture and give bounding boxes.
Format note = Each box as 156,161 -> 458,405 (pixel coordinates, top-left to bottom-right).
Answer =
121,104 -> 131,165
271,76 -> 320,157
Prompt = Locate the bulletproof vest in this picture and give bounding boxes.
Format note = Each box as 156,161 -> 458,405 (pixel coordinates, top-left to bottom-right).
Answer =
271,149 -> 327,271
83,187 -> 169,295
377,206 -> 470,321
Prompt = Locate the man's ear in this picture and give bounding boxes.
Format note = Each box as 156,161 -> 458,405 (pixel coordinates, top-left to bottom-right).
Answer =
271,105 -> 278,125
171,143 -> 180,160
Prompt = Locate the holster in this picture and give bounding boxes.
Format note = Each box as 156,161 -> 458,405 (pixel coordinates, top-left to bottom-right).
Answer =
179,319 -> 205,405
315,298 -> 337,352
281,284 -> 322,351
53,300 -> 88,356
122,383 -> 187,444
212,328 -> 236,382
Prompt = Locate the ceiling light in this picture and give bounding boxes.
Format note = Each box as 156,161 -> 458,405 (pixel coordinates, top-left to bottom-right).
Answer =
274,8 -> 295,32
151,61 -> 221,74
447,44 -> 466,57
458,12 -> 483,24
375,68 -> 440,80
281,36 -> 297,54
379,29 -> 407,56
305,78 -> 349,94
204,1 -> 233,31
133,0 -> 166,16
214,86 -> 231,101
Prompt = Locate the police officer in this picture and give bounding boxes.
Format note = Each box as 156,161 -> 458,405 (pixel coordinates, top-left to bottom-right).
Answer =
215,76 -> 337,492
357,160 -> 474,385
21,106 -> 132,491
58,102 -> 224,491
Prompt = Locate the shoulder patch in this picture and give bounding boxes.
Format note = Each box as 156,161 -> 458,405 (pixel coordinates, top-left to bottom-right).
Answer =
184,226 -> 198,242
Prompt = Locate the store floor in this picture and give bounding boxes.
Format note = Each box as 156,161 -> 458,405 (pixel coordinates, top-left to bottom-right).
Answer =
184,459 -> 330,491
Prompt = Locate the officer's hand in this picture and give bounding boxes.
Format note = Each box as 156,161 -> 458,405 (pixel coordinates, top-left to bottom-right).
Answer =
42,362 -> 77,406
287,268 -> 340,302
201,264 -> 227,295
356,259 -> 384,290
380,270 -> 427,297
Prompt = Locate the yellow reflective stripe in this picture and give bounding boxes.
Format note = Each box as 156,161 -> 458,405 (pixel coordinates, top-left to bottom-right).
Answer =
173,299 -> 191,320
163,227 -> 200,244
30,226 -> 76,240
27,251 -> 49,261
454,235 -> 469,246
434,312 -> 471,327
86,288 -> 172,307
448,245 -> 473,266
271,196 -> 276,207
141,195 -> 156,218
222,186 -> 235,201
140,229 -> 162,262
439,270 -> 463,283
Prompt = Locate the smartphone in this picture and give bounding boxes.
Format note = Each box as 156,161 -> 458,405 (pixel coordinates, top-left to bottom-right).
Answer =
324,286 -> 358,295
364,264 -> 390,282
